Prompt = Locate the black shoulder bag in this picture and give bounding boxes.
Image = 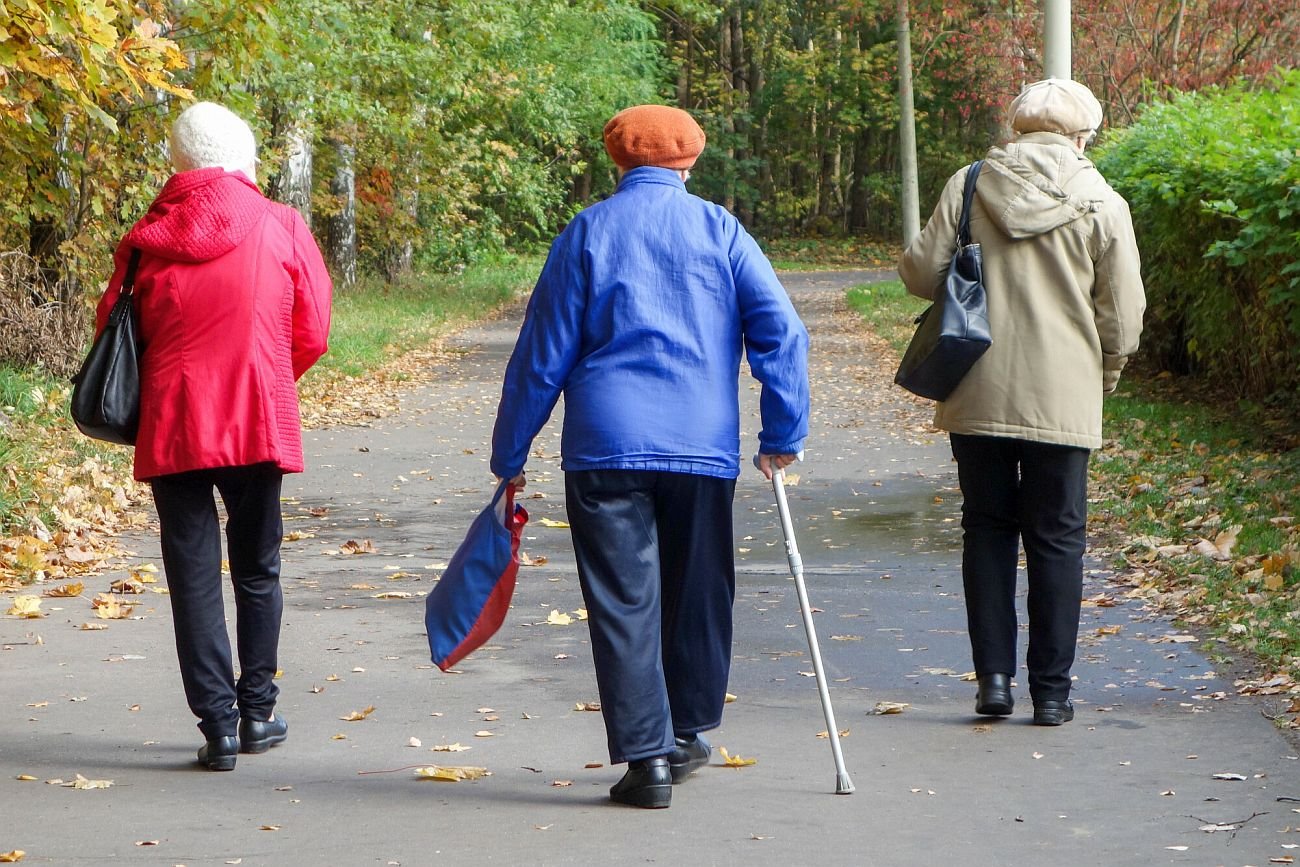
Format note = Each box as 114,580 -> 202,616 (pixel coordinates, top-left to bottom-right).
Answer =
894,160 -> 992,401
70,248 -> 142,445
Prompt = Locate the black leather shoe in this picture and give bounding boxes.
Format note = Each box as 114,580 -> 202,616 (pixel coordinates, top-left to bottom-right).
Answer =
1033,700 -> 1074,726
197,736 -> 238,771
975,673 -> 1013,716
239,715 -> 288,754
610,756 -> 672,808
668,734 -> 711,783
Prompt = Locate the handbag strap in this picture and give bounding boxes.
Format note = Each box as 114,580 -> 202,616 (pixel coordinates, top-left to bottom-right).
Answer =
120,248 -> 142,297
957,160 -> 984,247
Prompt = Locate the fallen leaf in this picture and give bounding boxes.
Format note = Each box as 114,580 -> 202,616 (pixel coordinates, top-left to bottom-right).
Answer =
1211,772 -> 1247,781
870,701 -> 910,715
372,591 -> 412,599
134,841 -> 159,847
584,762 -> 603,768
259,825 -> 281,831
546,609 -> 573,626
816,729 -> 850,739
551,780 -> 573,787
109,577 -> 144,594
574,608 -> 588,620
573,701 -> 601,712
44,582 -> 84,597
7,596 -> 44,618
15,775 -> 36,781
79,622 -> 108,631
408,737 -> 422,747
474,730 -> 494,738
538,518 -> 569,528
0,851 -> 25,863
340,705 -> 376,721
724,693 -> 737,703
431,743 -> 470,752
719,747 -> 757,767
830,634 -> 863,641
339,539 -> 377,555
414,765 -> 490,782
67,774 -> 113,789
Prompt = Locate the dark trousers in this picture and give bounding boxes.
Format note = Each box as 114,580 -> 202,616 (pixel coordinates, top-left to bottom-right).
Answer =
565,470 -> 737,764
150,463 -> 284,740
951,434 -> 1089,701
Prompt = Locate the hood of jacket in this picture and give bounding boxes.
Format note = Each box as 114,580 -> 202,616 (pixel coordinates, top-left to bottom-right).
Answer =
978,132 -> 1103,240
124,167 -> 271,263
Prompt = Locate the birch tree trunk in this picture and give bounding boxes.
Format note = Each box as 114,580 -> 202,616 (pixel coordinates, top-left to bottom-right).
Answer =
324,136 -> 357,290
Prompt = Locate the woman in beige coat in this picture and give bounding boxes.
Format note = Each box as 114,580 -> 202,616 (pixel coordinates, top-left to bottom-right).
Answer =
899,79 -> 1145,725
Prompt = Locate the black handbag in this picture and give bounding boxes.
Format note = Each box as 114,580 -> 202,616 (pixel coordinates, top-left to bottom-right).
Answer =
70,248 -> 142,445
894,160 -> 991,401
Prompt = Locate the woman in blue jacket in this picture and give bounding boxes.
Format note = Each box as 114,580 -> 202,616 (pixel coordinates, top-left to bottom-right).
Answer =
490,104 -> 810,809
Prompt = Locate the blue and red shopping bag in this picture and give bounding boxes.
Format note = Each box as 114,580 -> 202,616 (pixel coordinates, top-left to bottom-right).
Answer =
424,481 -> 528,671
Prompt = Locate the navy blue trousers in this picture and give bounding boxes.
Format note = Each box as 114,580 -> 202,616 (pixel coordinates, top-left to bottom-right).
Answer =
150,463 -> 284,740
565,470 -> 737,764
951,434 -> 1090,701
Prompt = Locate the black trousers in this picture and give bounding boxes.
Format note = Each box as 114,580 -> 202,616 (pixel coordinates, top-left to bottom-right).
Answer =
565,470 -> 737,764
150,463 -> 284,740
950,434 -> 1090,702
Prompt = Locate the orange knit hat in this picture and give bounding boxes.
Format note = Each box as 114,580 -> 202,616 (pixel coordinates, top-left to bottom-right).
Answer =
603,105 -> 706,171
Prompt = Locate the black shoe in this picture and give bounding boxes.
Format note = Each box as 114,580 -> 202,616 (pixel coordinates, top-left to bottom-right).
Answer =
197,736 -> 239,771
610,756 -> 672,808
975,673 -> 1013,716
1032,700 -> 1074,726
239,715 -> 288,754
668,734 -> 711,783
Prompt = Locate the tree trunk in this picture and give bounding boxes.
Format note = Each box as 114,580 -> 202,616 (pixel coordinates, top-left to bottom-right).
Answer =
324,136 -> 357,290
282,123 -> 314,229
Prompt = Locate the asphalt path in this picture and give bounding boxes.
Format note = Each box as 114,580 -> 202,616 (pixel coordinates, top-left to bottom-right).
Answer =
2,269 -> 1297,866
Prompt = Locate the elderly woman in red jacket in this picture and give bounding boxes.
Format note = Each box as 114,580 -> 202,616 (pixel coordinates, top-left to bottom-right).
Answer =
96,102 -> 332,770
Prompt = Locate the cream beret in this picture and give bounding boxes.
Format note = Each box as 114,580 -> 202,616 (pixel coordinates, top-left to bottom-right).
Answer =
169,102 -> 257,174
1009,78 -> 1104,137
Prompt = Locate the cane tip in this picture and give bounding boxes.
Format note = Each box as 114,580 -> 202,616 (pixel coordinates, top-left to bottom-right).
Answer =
835,775 -> 855,794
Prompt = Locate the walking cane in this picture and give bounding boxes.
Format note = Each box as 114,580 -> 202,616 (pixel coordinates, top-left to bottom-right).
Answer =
762,456 -> 855,794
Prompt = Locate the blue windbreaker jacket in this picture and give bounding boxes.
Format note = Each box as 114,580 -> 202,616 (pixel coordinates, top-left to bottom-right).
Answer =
490,167 -> 809,481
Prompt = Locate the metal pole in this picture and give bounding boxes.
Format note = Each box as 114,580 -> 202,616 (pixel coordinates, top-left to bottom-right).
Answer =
771,468 -> 855,794
897,0 -> 921,247
1043,0 -> 1072,80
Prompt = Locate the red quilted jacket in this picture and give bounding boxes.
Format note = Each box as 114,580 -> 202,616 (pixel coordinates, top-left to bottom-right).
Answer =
96,168 -> 332,480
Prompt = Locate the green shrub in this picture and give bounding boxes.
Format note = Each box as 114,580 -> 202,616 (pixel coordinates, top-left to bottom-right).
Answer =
1094,70 -> 1300,400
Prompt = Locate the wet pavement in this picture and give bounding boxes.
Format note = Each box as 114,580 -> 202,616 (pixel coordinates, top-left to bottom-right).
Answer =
2,270 -> 1297,866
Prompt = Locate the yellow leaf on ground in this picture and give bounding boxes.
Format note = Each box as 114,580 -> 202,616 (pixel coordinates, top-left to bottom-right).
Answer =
430,743 -> 470,752
45,582 -> 84,597
538,518 -> 569,528
414,765 -> 490,781
871,701 -> 910,715
573,701 -> 601,712
340,705 -> 376,721
7,596 -> 44,617
724,693 -> 737,703
15,775 -> 36,781
816,729 -> 851,739
546,609 -> 573,626
0,850 -> 25,862
718,747 -> 756,767
574,608 -> 588,620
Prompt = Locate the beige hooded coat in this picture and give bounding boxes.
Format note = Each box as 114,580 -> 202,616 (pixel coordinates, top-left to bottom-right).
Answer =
898,131 -> 1146,450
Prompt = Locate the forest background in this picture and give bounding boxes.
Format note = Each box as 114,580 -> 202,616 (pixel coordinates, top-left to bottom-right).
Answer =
2,1 -> 1299,710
